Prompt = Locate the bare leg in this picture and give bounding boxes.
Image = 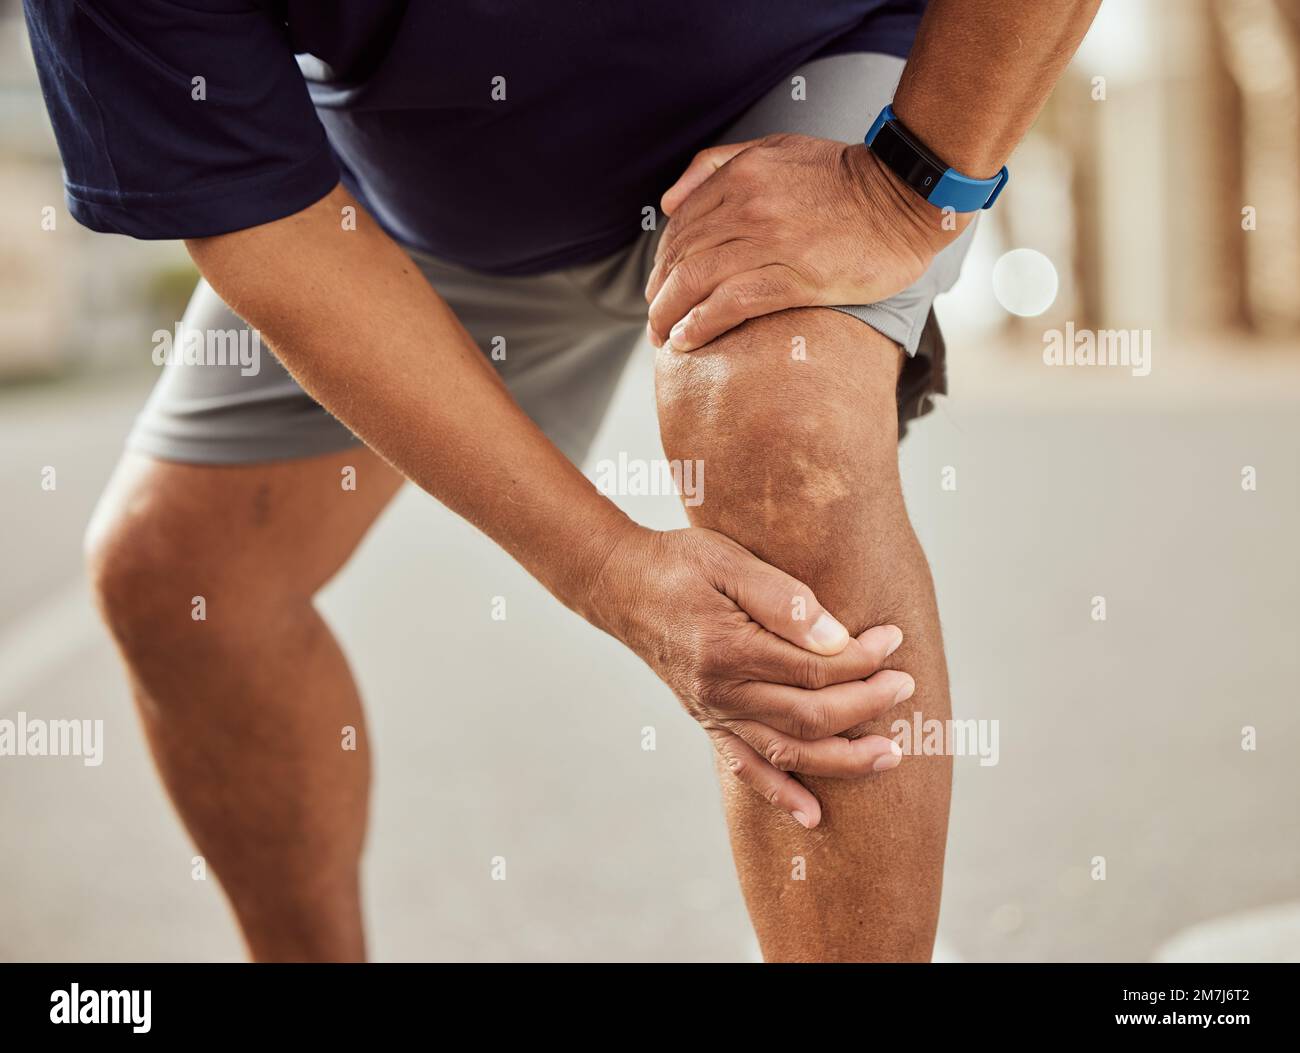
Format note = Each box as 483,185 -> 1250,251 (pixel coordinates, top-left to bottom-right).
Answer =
85,447 -> 403,962
656,309 -> 952,962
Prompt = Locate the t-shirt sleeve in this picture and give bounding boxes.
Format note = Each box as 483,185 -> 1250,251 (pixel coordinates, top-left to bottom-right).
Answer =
22,0 -> 339,239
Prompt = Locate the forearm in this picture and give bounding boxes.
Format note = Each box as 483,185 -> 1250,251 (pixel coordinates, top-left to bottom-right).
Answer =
894,0 -> 1102,176
185,186 -> 630,618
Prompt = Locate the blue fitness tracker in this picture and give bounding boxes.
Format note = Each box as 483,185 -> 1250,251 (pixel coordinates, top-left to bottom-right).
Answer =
865,104 -> 1009,212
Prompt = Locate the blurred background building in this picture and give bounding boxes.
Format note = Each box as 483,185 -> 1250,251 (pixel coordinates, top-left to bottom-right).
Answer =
1,0 -> 1297,962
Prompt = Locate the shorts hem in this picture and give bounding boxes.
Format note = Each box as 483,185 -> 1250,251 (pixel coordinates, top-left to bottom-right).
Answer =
829,301 -> 925,356
124,428 -> 364,467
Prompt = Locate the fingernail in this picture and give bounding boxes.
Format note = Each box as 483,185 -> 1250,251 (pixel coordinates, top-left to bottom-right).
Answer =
669,319 -> 690,349
894,675 -> 915,703
885,626 -> 904,656
873,742 -> 903,772
809,612 -> 849,652
791,810 -> 814,829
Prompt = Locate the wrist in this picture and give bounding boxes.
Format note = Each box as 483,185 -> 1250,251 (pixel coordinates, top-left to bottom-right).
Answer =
569,515 -> 653,635
844,143 -> 970,257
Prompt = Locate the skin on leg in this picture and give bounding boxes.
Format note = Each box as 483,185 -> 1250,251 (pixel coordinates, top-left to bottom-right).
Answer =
655,309 -> 952,962
85,446 -> 403,962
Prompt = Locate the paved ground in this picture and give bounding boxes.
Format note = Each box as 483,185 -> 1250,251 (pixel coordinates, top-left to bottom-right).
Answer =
1,339 -> 1297,962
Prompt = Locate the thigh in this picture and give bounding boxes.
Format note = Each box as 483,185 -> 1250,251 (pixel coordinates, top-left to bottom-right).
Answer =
655,308 -> 952,962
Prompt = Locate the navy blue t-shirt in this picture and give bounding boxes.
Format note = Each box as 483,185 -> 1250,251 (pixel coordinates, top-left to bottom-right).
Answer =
24,1 -> 926,275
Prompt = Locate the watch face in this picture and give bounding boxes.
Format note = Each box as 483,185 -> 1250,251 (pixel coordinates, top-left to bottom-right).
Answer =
872,121 -> 947,200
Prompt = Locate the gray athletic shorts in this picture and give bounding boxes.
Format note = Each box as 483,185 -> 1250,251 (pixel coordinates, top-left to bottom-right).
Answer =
128,52 -> 975,468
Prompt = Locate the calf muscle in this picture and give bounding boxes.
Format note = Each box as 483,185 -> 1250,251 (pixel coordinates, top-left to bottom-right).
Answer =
655,308 -> 952,962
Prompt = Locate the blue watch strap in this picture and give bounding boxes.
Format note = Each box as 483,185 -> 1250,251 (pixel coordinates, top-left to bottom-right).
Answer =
864,104 -> 894,146
930,165 -> 1010,212
865,104 -> 1009,212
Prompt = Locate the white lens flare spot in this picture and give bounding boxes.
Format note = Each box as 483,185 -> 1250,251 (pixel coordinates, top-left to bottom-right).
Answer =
991,248 -> 1059,317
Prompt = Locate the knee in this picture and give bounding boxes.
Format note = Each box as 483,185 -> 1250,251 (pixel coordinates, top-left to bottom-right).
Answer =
653,308 -> 924,635
84,488 -> 265,656
656,309 -> 907,528
84,501 -> 189,653
655,307 -> 902,477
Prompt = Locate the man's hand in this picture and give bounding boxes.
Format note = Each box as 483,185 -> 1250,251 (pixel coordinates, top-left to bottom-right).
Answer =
644,133 -> 966,351
588,523 -> 912,829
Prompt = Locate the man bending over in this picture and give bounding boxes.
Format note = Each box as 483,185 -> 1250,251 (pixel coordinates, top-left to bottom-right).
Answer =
24,0 -> 1098,960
